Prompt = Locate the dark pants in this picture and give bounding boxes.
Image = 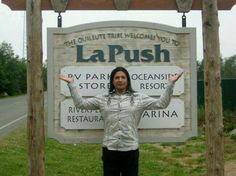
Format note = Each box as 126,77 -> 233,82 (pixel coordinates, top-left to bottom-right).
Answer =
102,147 -> 139,176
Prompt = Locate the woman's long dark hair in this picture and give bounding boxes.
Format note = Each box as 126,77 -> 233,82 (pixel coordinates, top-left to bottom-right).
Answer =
109,67 -> 134,93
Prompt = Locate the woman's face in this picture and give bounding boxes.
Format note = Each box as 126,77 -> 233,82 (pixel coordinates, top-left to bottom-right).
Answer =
112,71 -> 128,93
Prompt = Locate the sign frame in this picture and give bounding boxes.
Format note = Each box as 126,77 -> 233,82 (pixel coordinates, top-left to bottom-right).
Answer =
47,21 -> 197,143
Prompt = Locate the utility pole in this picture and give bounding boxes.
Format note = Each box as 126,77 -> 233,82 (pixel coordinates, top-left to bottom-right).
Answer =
202,0 -> 224,175
26,0 -> 45,175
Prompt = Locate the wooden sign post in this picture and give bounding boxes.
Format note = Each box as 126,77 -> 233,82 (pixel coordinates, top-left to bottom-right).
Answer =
26,0 -> 44,176
2,0 -> 236,176
202,1 -> 224,175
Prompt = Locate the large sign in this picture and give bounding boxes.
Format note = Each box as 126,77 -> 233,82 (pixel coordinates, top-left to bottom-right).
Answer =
47,21 -> 197,143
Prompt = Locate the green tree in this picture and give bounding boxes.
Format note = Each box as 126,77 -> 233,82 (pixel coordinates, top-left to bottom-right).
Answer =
222,55 -> 236,79
0,42 -> 27,96
0,42 -> 14,95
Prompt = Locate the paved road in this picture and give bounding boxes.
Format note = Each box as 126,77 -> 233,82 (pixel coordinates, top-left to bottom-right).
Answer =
0,93 -> 47,139
0,95 -> 27,138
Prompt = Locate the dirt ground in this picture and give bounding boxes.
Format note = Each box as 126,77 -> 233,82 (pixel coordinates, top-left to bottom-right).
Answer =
225,160 -> 236,176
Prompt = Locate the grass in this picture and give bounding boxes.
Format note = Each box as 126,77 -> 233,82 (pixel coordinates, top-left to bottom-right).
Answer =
1,126 -> 236,176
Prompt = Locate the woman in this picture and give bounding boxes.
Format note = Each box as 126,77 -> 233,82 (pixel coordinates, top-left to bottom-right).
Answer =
60,66 -> 183,176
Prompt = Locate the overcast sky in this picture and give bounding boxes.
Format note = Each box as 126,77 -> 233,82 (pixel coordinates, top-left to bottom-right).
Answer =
0,1 -> 235,61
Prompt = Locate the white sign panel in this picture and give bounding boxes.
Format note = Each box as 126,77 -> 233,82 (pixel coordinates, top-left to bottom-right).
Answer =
60,99 -> 184,129
60,66 -> 184,96
60,66 -> 113,96
129,66 -> 184,95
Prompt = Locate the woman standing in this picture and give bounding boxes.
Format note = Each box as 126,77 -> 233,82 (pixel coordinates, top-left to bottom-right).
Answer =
60,66 -> 183,176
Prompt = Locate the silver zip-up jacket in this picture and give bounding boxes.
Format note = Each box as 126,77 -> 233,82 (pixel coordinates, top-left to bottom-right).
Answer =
68,81 -> 174,151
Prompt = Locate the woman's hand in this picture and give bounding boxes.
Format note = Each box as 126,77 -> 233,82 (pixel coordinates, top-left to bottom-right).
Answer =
59,75 -> 74,84
168,72 -> 183,83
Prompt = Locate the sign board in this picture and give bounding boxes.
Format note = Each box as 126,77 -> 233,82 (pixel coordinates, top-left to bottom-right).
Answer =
47,21 -> 197,143
60,66 -> 184,96
61,99 -> 184,129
